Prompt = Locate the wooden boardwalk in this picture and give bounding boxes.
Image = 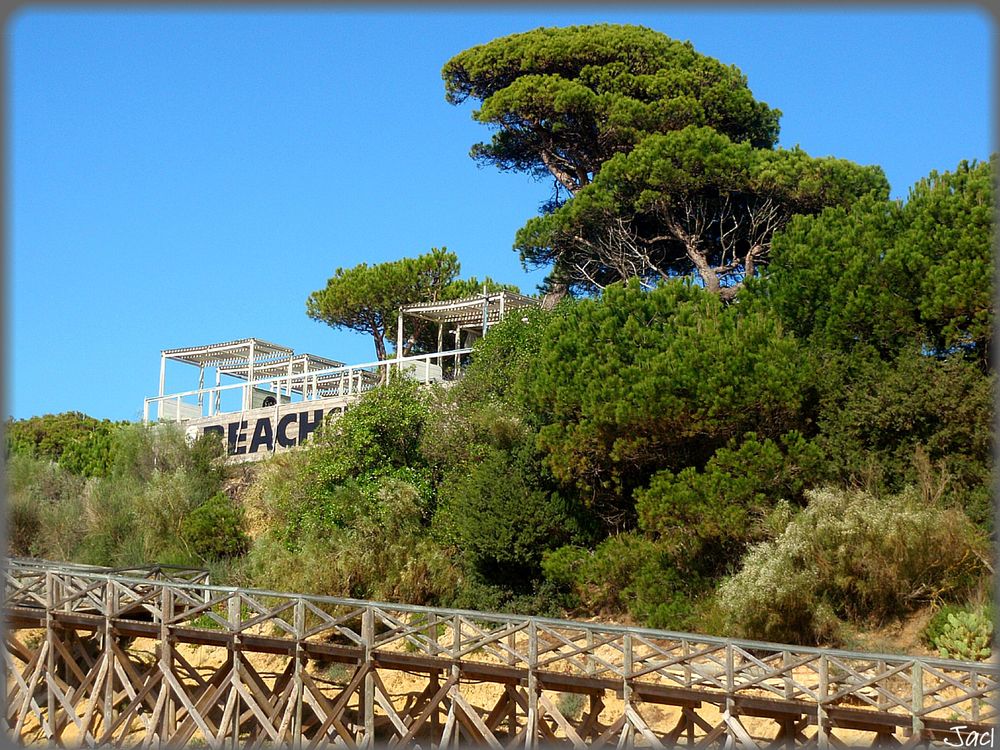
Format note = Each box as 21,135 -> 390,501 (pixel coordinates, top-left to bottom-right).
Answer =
4,557 -> 996,748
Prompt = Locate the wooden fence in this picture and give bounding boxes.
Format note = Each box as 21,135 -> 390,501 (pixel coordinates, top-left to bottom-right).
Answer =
4,557 -> 996,747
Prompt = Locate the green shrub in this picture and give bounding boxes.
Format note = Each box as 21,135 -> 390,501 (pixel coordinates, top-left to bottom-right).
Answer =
8,492 -> 41,557
814,348 -> 993,529
556,693 -> 587,720
542,534 -> 701,631
715,487 -> 989,646
5,454 -> 88,558
433,446 -> 585,581
5,412 -> 124,478
460,305 -> 559,403
310,378 -> 429,483
931,609 -> 993,661
181,493 -> 250,561
443,576 -> 571,618
635,432 -> 826,569
247,477 -> 460,605
520,280 -> 813,523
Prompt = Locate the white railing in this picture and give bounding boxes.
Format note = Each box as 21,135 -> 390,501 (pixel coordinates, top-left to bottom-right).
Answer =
143,348 -> 474,423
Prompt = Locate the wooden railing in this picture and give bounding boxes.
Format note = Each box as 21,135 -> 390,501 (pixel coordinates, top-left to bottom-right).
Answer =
4,558 -> 996,747
143,348 -> 475,423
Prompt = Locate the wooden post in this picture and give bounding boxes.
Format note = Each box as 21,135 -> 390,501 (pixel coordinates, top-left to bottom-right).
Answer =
911,661 -> 924,742
585,630 -> 595,677
197,365 -> 204,408
817,655 -> 829,749
292,598 -> 305,749
158,353 -> 166,399
623,633 -> 634,750
437,323 -> 444,369
102,581 -> 114,738
527,620 -> 539,750
363,607 -> 375,747
162,585 -> 176,742
683,639 -> 692,688
45,572 -> 56,742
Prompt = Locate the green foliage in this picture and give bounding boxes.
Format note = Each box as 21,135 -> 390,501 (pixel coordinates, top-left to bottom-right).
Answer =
542,534 -> 701,630
433,445 -> 584,581
307,247 -> 459,360
444,24 -> 781,194
248,477 -> 460,603
181,493 -> 250,561
459,305 -> 561,403
556,693 -> 587,721
245,380 -> 435,552
312,379 -> 429,482
517,126 -> 887,295
931,609 -> 993,662
813,348 -> 993,529
635,432 -> 826,568
716,487 -> 989,645
6,412 -> 124,478
758,158 -> 994,364
521,279 -> 811,520
924,604 -> 968,647
243,379 -> 458,604
8,422 -> 228,569
443,575 -> 572,618
6,454 -> 87,560
895,159 -> 995,361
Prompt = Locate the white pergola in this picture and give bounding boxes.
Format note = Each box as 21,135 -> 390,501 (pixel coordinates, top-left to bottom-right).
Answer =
395,290 -> 540,362
217,352 -> 345,396
159,338 -> 295,411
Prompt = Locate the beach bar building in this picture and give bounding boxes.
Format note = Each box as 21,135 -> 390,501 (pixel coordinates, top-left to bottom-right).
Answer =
143,290 -> 538,460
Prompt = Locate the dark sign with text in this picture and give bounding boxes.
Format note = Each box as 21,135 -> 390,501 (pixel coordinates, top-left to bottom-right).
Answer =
202,408 -> 326,455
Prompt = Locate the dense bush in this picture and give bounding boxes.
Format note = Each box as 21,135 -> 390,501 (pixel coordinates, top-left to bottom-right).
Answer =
242,382 -> 459,603
813,347 -> 993,529
310,378 -> 430,483
635,432 -> 826,568
757,159 -> 994,366
433,445 -> 585,581
520,279 -> 812,524
715,487 -> 989,645
542,534 -> 702,630
7,422 -> 228,568
6,412 -> 124,478
459,304 -> 560,403
181,492 -> 250,561
248,477 -> 459,603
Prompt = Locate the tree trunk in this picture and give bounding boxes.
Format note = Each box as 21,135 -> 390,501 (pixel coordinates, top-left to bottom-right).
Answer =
541,282 -> 568,310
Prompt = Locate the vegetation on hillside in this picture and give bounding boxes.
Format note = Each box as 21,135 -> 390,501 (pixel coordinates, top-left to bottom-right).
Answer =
6,25 -> 994,658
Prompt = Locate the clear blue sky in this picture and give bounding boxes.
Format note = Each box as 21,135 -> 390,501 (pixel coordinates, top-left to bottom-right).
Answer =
7,7 -> 994,421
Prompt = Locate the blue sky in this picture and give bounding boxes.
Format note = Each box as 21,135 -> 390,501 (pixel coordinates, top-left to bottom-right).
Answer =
7,7 -> 994,421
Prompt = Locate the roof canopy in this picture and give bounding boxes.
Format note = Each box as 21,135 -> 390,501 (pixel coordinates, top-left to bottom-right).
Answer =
161,338 -> 294,369
218,353 -> 345,389
400,291 -> 539,326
